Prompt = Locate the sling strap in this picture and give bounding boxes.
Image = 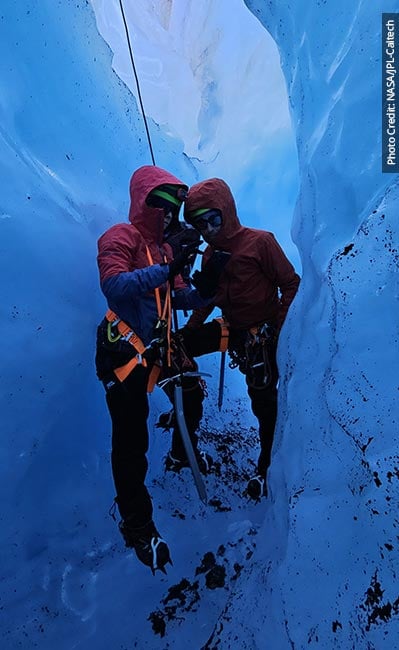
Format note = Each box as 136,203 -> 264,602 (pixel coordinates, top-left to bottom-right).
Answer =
145,246 -> 172,368
145,246 -> 172,391
215,316 -> 229,352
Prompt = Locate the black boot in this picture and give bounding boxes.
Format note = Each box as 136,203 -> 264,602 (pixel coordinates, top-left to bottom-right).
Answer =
119,519 -> 172,575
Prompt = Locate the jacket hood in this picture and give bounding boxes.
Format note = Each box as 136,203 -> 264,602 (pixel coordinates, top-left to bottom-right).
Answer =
184,178 -> 242,249
128,165 -> 188,245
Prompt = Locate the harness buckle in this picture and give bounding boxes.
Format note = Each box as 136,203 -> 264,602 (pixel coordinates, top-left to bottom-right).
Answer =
121,331 -> 134,343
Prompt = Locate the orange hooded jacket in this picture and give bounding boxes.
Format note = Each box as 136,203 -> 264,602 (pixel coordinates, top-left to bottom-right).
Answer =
184,178 -> 300,331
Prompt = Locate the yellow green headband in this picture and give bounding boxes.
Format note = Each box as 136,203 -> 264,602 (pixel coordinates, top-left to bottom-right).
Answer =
150,188 -> 182,207
189,208 -> 212,218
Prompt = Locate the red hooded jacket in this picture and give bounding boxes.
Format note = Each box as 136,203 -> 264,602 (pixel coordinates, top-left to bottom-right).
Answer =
98,165 -> 188,282
97,166 -> 207,344
184,178 -> 300,331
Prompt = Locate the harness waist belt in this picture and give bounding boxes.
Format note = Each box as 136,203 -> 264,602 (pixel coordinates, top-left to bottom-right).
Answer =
105,310 -> 148,382
106,310 -> 146,353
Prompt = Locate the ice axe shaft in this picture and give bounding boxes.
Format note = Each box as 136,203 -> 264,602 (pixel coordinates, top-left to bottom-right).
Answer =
174,380 -> 208,504
158,372 -> 211,505
217,351 -> 226,411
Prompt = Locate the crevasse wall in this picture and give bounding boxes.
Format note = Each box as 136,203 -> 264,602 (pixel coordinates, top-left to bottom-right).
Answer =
208,1 -> 399,648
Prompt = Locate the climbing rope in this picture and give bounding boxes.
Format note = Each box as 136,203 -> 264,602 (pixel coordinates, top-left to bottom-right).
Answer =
118,0 -> 156,166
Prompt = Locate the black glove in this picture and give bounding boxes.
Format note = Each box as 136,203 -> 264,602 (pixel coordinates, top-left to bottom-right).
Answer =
166,226 -> 202,282
164,223 -> 202,257
167,241 -> 200,281
191,250 -> 231,298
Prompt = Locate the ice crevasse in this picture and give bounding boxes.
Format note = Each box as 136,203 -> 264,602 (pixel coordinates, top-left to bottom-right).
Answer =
0,0 -> 398,648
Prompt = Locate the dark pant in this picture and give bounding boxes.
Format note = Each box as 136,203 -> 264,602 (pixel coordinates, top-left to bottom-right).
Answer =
245,349 -> 278,474
98,318 -> 277,524
106,366 -> 152,524
103,361 -> 204,524
182,320 -> 278,476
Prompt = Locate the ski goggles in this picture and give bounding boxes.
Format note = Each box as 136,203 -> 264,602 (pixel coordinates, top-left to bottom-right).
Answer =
146,184 -> 188,211
186,208 -> 222,230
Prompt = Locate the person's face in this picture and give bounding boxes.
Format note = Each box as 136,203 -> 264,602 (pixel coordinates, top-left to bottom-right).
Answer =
190,209 -> 222,242
163,208 -> 174,231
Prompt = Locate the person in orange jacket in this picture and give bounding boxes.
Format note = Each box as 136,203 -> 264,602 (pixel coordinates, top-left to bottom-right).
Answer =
180,178 -> 300,499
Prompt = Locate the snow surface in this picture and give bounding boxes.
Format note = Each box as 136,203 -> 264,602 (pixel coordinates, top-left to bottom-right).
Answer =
1,0 -> 398,649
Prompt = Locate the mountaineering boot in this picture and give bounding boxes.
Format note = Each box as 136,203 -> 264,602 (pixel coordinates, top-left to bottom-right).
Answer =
246,474 -> 267,500
119,518 -> 172,575
165,450 -> 213,475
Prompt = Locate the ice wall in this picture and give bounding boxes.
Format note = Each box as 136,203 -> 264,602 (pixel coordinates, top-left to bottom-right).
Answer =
208,1 -> 399,648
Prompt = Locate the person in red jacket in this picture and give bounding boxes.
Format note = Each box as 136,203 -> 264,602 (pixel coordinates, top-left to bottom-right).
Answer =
95,165 -> 211,574
180,178 -> 300,499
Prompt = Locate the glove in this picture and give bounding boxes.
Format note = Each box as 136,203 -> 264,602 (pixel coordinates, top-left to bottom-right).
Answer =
167,241 -> 200,281
164,223 -> 202,257
167,227 -> 202,282
191,250 -> 231,298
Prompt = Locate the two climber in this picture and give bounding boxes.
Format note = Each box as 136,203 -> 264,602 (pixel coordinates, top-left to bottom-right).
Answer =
95,165 -> 300,573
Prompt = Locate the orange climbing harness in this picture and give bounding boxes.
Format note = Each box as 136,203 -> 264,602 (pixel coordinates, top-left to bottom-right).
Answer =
104,246 -> 172,391
105,309 -> 147,383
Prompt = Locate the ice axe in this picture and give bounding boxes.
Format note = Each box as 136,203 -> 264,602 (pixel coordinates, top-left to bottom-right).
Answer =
158,371 -> 211,504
